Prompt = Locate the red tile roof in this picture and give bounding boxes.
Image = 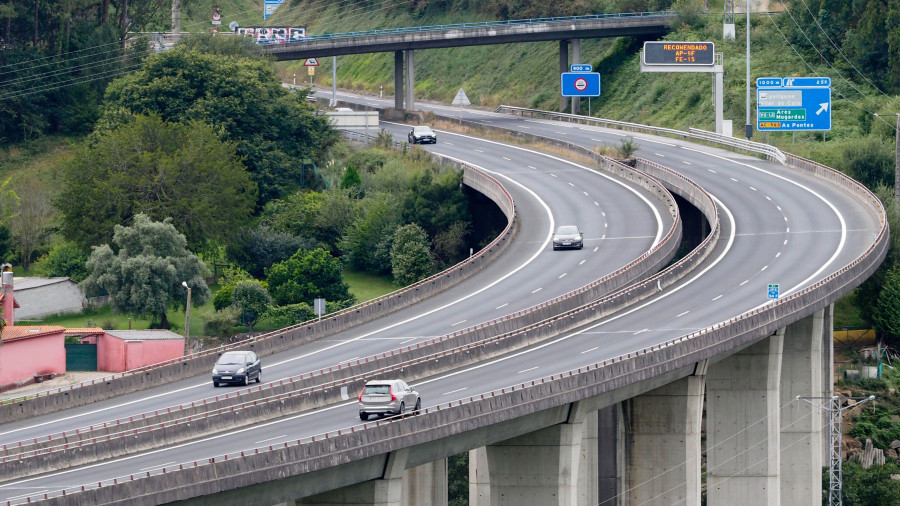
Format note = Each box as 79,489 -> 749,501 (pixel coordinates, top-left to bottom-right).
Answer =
1,325 -> 65,343
63,328 -> 105,335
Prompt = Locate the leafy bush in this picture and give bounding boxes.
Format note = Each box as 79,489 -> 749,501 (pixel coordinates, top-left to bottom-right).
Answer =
266,248 -> 354,306
32,241 -> 90,282
205,306 -> 240,336
391,223 -> 433,286
849,404 -> 900,449
231,281 -> 272,331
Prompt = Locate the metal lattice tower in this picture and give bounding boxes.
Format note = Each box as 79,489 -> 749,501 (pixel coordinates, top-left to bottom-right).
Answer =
798,395 -> 875,506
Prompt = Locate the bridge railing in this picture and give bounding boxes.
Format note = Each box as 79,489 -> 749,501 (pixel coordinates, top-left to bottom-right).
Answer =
495,106 -> 787,164
262,11 -> 675,44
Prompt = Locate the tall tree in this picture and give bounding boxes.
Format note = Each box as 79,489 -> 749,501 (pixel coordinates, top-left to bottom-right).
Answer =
57,114 -> 257,249
9,177 -> 54,272
81,214 -> 210,328
391,223 -> 433,286
266,248 -> 353,307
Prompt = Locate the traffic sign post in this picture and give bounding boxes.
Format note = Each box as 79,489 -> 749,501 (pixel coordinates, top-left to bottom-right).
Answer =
756,77 -> 831,131
767,283 -> 780,300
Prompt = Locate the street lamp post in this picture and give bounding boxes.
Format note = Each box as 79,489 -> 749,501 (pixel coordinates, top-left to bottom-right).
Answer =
182,281 -> 191,354
874,113 -> 900,211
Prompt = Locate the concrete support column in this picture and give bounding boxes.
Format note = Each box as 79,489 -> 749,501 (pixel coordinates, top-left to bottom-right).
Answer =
780,310 -> 825,505
559,40 -> 569,113
570,39 -> 581,115
469,447 -> 490,506
299,449 -> 408,506
403,458 -> 448,506
576,410 -> 598,506
707,333 -> 784,506
405,50 -> 415,112
471,402 -> 593,506
597,404 -> 623,506
394,51 -> 404,110
624,361 -> 706,506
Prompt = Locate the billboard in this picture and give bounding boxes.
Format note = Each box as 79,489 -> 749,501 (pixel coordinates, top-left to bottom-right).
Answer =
234,26 -> 306,44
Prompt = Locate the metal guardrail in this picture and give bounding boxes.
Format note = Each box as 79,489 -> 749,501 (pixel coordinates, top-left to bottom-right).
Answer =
259,11 -> 675,45
494,105 -> 787,164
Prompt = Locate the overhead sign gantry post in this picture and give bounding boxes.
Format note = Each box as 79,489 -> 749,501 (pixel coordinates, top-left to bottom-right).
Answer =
640,41 -> 726,135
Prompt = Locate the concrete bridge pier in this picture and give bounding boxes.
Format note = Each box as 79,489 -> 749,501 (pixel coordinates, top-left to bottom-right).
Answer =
469,401 -> 596,506
405,50 -> 415,111
394,51 -> 404,110
706,332 -> 784,506
780,307 -> 829,505
298,449 -> 409,505
402,458 -> 448,506
623,361 -> 707,506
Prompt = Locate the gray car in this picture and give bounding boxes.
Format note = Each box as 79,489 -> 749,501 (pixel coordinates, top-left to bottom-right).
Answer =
212,350 -> 261,387
358,379 -> 421,420
408,125 -> 437,144
552,225 -> 584,250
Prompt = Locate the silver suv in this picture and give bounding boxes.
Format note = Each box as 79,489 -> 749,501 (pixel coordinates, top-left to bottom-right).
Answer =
358,379 -> 421,420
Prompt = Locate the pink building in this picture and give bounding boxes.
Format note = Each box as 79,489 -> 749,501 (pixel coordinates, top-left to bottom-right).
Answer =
78,329 -> 185,373
0,325 -> 66,391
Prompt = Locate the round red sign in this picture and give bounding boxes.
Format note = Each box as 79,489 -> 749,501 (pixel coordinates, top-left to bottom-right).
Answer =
574,78 -> 588,92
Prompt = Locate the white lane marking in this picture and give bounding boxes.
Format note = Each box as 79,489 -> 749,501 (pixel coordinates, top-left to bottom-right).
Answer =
6,491 -> 50,501
677,311 -> 690,317
639,138 -> 675,146
761,265 -> 768,271
399,338 -> 416,345
784,239 -> 788,245
633,329 -> 650,335
528,165 -> 537,169
775,252 -> 781,258
766,196 -> 771,200
682,161 -> 692,165
786,227 -> 790,232
531,288 -> 542,293
593,247 -> 599,252
750,187 -> 757,191
777,205 -> 782,211
602,212 -> 606,217
579,260 -> 586,265
450,320 -> 467,326
581,347 -> 599,354
517,367 -> 539,374
583,192 -> 589,196
681,146 -> 847,299
712,294 -> 723,301
594,201 -> 600,206
551,173 -> 558,178
730,177 -> 739,182
255,435 -> 287,444
140,462 -> 175,471
568,182 -> 575,187
708,169 -> 717,173
443,142 -> 454,146
495,303 -> 509,309
740,280 -> 749,286
502,156 -> 511,161
558,273 -> 567,279
655,153 -> 665,157
474,149 -> 484,152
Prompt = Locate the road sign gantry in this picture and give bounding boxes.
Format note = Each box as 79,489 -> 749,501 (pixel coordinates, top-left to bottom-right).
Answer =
756,77 -> 831,131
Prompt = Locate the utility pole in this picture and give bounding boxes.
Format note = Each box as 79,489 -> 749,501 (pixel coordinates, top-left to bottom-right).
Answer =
874,113 -> 900,211
797,394 -> 875,506
745,0 -> 752,140
182,281 -> 191,354
171,0 -> 181,35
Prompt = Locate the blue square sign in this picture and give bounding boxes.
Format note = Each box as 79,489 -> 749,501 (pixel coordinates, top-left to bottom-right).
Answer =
757,77 -> 831,131
561,72 -> 600,97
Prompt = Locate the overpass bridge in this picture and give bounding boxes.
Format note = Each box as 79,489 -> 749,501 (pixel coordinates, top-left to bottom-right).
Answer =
261,12 -> 674,113
0,93 -> 886,506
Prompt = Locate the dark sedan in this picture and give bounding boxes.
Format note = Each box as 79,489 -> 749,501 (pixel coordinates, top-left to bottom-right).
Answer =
212,350 -> 261,387
552,225 -> 584,250
408,125 -> 437,144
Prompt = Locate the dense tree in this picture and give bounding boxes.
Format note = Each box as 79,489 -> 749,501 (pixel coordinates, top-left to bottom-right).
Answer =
391,223 -> 433,286
340,164 -> 363,193
231,280 -> 272,331
100,39 -> 339,204
228,225 -> 319,278
834,461 -> 900,506
872,266 -> 900,343
9,177 -> 54,272
340,192 -> 401,273
857,185 -> 900,342
32,241 -> 89,282
212,267 -> 254,311
57,114 -> 257,249
266,248 -> 354,306
401,169 -> 470,241
81,214 -> 210,328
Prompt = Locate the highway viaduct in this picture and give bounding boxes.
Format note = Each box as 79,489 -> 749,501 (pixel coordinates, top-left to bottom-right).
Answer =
260,12 -> 673,115
0,14 -> 888,506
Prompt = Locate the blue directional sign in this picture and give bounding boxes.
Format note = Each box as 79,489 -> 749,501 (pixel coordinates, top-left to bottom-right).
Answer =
571,64 -> 593,72
561,72 -> 600,97
756,77 -> 831,131
767,283 -> 780,300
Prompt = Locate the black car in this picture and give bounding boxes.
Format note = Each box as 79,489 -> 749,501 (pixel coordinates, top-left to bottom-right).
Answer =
212,350 -> 261,387
552,225 -> 584,250
408,125 -> 437,144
